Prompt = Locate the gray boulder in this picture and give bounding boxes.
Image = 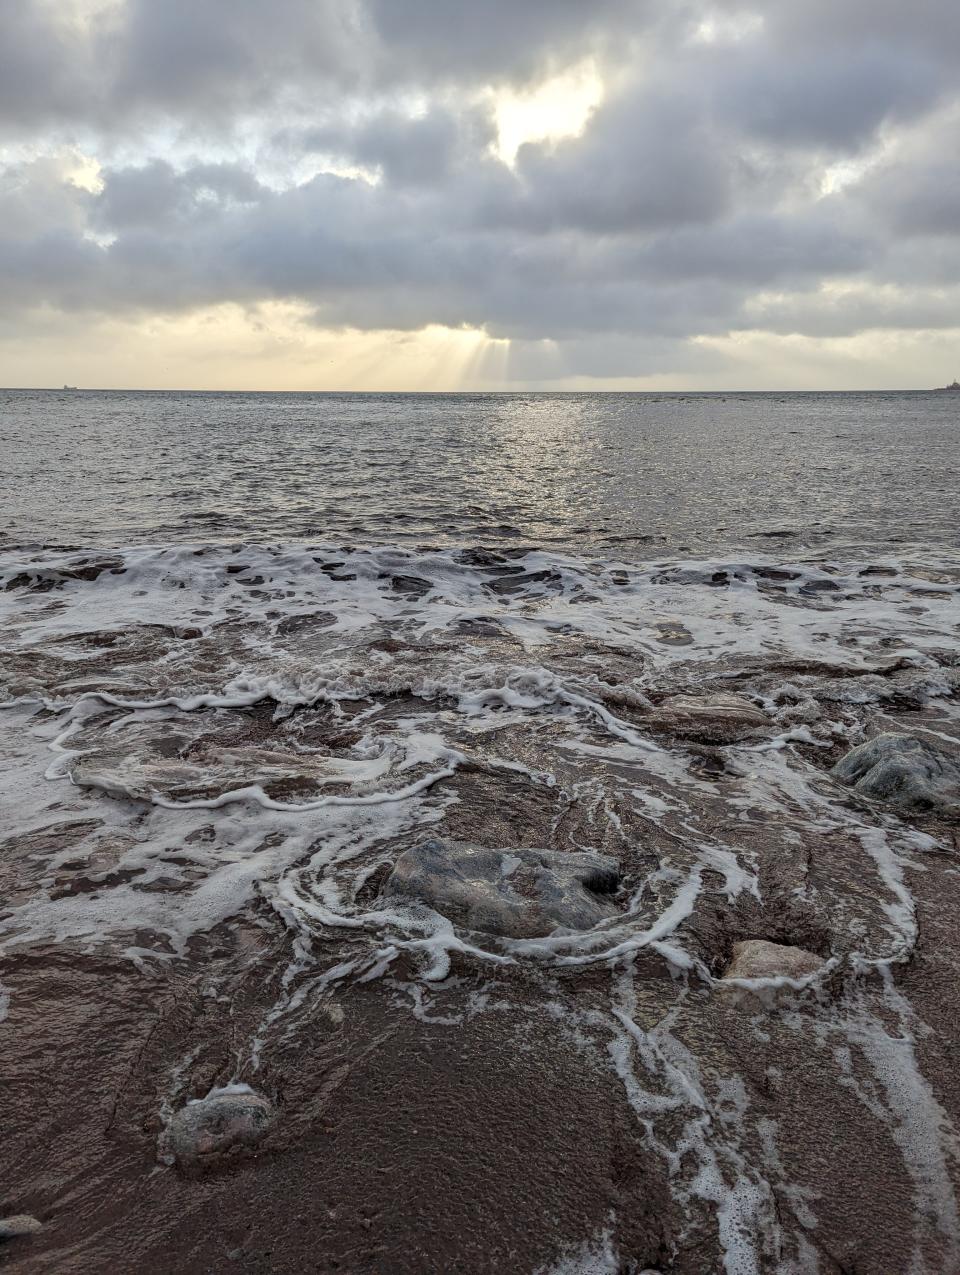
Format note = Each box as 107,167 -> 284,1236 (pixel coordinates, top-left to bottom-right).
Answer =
722,939 -> 824,982
381,840 -> 621,939
831,732 -> 960,815
167,1087 -> 273,1173
0,1216 -> 41,1241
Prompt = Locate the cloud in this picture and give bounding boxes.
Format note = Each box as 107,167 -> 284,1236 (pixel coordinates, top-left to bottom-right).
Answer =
497,83 -> 733,233
1,0 -> 959,385
851,107 -> 960,239
0,0 -> 92,129
92,159 -> 265,230
758,0 -> 960,69
293,104 -> 497,187
0,0 -> 649,134
710,46 -> 939,150
106,0 -> 360,116
361,0 -> 643,84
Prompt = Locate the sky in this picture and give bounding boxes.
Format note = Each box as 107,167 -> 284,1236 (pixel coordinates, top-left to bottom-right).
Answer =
1,0 -> 959,391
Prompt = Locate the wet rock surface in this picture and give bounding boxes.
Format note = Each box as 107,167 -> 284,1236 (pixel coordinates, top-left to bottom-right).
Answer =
832,731 -> 960,815
721,939 -> 825,982
646,692 -> 769,744
166,1088 -> 274,1174
381,839 -> 621,938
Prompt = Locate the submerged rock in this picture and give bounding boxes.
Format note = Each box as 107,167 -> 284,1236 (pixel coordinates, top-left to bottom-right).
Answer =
167,1086 -> 273,1173
0,1216 -> 41,1241
652,622 -> 693,646
649,693 -> 768,744
722,939 -> 825,982
831,732 -> 960,815
381,839 -> 620,939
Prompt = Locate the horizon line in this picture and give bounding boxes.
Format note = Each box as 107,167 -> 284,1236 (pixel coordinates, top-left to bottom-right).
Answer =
1,385 -> 953,395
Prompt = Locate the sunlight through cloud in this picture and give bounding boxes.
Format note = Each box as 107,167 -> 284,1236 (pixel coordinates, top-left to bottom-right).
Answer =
492,61 -> 604,166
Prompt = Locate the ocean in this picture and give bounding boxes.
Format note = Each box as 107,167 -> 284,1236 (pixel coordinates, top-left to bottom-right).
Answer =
3,388 -> 958,552
2,389 -> 959,1273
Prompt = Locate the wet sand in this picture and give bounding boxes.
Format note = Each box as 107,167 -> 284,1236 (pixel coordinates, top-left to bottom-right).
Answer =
2,543 -> 960,1273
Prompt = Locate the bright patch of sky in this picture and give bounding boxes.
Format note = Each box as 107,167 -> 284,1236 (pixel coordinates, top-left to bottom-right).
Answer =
492,61 -> 604,165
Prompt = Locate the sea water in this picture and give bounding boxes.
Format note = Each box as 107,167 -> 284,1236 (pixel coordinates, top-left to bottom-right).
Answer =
1,389 -> 959,1272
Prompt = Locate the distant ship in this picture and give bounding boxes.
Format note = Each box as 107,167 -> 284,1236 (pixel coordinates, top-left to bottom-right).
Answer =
935,379 -> 960,391
63,384 -> 78,390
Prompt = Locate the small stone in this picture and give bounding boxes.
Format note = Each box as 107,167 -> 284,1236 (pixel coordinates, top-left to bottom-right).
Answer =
831,732 -> 960,815
451,615 -> 506,638
0,1215 -> 42,1240
166,1086 -> 273,1173
389,574 -> 432,597
722,940 -> 825,982
653,622 -> 693,646
381,840 -> 620,939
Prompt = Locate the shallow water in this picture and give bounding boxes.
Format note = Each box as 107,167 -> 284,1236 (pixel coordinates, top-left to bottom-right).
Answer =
1,392 -> 959,1273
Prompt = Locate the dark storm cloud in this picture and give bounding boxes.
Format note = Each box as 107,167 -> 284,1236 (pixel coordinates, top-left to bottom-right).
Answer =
1,0 -> 960,375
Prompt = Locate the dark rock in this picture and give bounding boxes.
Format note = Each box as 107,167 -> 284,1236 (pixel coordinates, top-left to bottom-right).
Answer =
487,569 -> 562,596
387,575 -> 432,597
753,566 -> 801,581
275,611 -> 337,636
451,615 -> 507,638
831,733 -> 960,815
653,567 -> 739,587
166,1087 -> 274,1173
381,840 -> 620,939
